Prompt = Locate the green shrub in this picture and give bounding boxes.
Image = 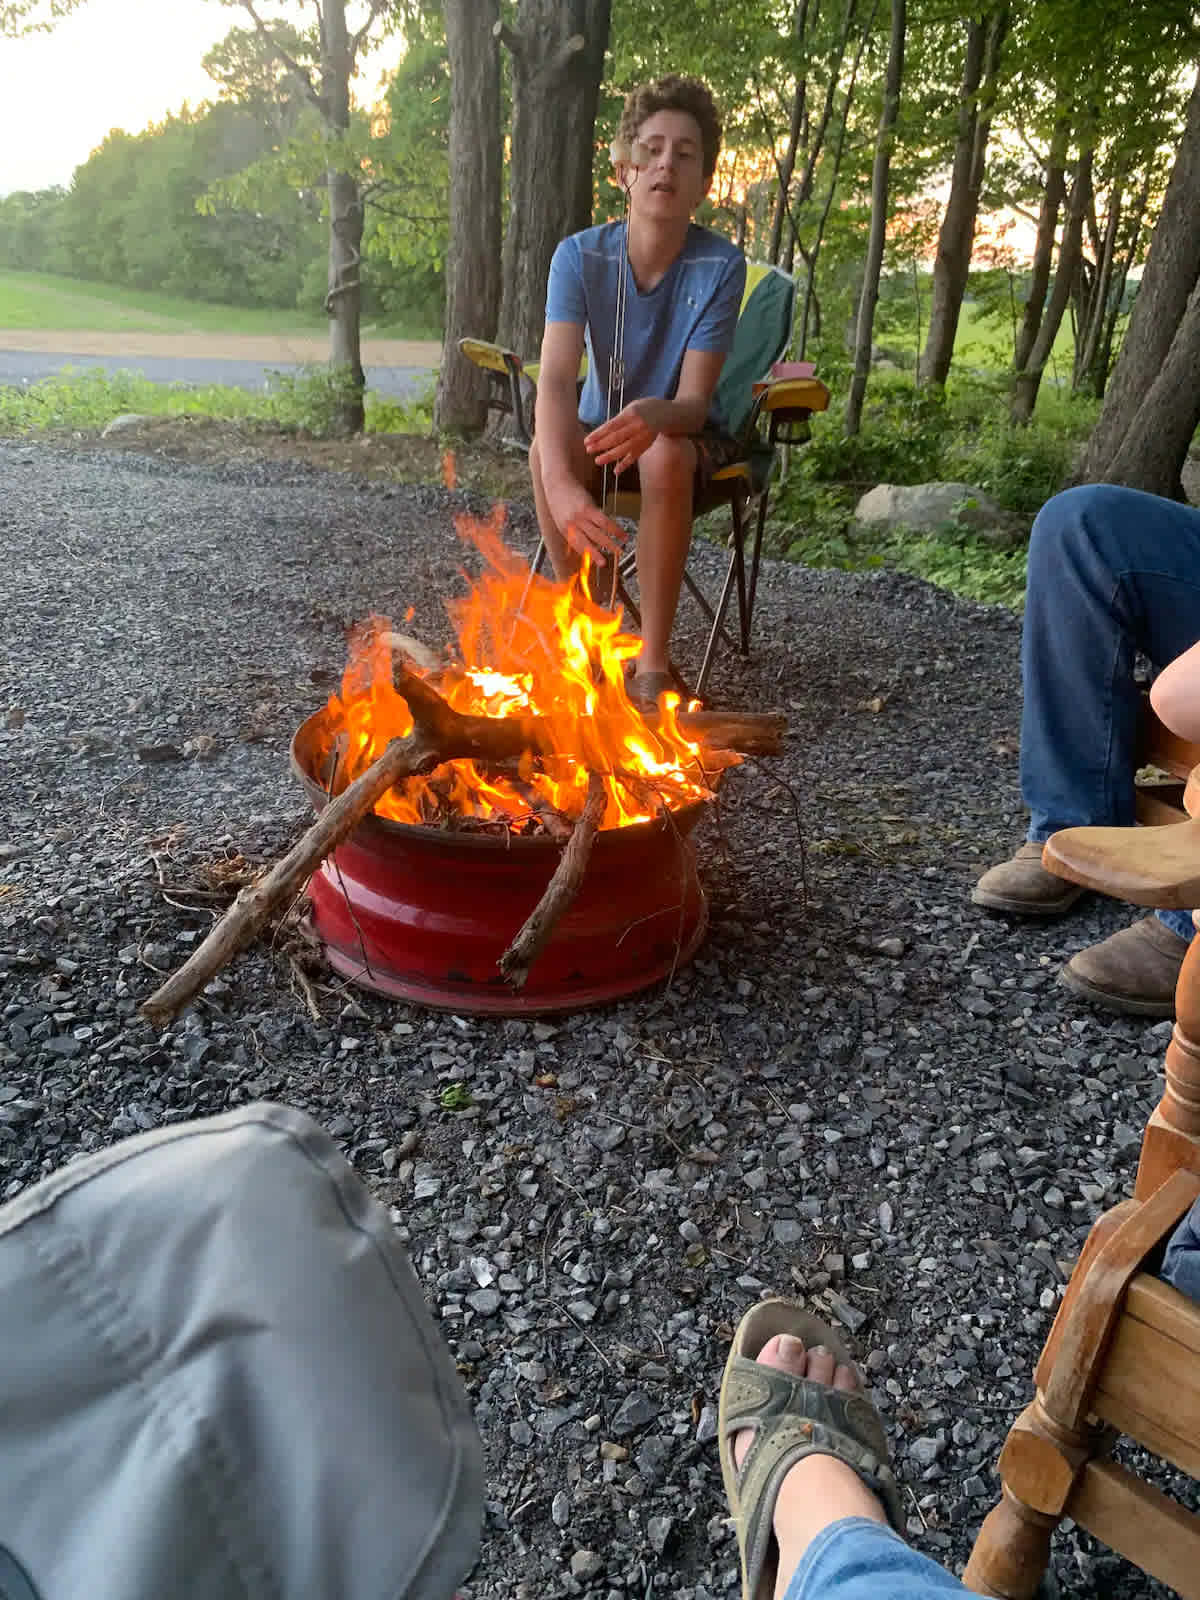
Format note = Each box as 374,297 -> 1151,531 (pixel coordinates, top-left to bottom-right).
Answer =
0,363 -> 435,441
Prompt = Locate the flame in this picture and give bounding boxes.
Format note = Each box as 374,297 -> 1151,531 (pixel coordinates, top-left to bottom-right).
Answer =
314,506 -> 736,831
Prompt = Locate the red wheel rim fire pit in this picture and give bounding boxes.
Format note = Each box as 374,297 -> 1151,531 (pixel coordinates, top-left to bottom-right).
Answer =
291,711 -> 709,1015
284,505 -> 745,1017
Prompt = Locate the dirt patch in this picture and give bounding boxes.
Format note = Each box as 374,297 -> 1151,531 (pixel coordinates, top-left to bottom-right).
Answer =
50,414 -> 534,503
0,329 -> 442,367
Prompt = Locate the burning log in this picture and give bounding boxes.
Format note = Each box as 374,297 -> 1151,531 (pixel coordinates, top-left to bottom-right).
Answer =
499,770 -> 607,988
141,668 -> 788,1027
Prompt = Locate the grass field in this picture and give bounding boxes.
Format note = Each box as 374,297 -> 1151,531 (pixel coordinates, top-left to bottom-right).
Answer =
0,270 -> 431,339
869,296 -> 1080,376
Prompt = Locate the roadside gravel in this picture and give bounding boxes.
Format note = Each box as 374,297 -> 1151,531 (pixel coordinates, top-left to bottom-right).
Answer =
0,438 -> 1183,1597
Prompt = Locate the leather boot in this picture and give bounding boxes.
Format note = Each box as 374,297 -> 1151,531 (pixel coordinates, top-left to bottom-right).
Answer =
972,841 -> 1085,916
1059,915 -> 1189,1017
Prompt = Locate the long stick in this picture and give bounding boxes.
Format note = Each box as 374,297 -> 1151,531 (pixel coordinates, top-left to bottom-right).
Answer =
498,770 -> 607,989
141,734 -> 439,1030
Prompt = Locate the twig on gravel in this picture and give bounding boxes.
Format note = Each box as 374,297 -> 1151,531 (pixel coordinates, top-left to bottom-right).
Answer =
287,954 -> 323,1021
906,1484 -> 928,1531
539,1298 -> 613,1367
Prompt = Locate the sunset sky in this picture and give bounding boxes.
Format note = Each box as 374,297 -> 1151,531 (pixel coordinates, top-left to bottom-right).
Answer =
0,0 -> 404,195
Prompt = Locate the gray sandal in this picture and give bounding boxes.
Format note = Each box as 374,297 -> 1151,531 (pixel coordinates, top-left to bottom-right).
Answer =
626,669 -> 677,709
718,1299 -> 904,1600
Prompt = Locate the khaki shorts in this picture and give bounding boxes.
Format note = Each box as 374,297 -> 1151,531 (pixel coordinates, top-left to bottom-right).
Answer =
584,426 -> 743,500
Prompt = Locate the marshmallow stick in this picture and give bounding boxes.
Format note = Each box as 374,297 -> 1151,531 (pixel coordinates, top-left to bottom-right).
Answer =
602,138 -> 650,610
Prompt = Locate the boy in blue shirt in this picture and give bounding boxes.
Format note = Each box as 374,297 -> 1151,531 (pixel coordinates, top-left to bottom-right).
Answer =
530,74 -> 746,706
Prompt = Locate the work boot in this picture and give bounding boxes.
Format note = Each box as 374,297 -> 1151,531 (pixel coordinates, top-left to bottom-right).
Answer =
971,841 -> 1085,916
1058,915 -> 1189,1017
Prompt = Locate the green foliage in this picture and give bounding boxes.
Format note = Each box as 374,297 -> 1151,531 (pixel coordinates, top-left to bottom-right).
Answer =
1,0 -> 82,35
368,376 -> 436,435
779,516 -> 1030,611
0,364 -> 433,440
751,368 -> 1101,610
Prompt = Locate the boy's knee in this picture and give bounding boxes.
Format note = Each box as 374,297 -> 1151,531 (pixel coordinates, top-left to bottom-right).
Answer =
638,434 -> 696,490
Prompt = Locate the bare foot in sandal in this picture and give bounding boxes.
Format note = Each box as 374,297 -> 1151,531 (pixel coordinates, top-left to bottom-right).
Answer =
732,1333 -> 890,1600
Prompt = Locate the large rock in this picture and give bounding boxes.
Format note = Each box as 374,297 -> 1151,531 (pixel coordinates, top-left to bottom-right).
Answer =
853,482 -> 1028,548
100,413 -> 153,437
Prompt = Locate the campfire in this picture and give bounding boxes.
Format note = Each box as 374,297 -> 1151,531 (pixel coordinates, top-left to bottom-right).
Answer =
141,507 -> 786,1024
310,505 -> 737,837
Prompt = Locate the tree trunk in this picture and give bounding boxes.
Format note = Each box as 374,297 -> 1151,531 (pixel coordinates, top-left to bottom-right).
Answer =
1073,172 -> 1121,392
1012,117 -> 1069,378
497,0 -> 611,364
777,0 -> 859,276
1077,65 -> 1200,481
919,5 -> 1007,386
799,0 -> 876,357
563,0 -> 611,233
435,0 -> 502,433
768,0 -> 811,265
1092,170 -> 1150,398
320,1 -> 364,434
325,167 -> 365,433
1103,275 -> 1200,501
233,0 -> 388,437
1010,144 -> 1093,423
845,0 -> 906,435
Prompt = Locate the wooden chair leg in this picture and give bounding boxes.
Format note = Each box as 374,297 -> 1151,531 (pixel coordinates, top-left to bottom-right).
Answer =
964,1485 -> 1059,1598
963,1402 -> 1097,1597
1136,932 -> 1200,1197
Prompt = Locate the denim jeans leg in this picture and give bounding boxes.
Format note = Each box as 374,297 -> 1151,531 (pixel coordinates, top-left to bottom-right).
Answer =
782,1517 -> 970,1598
1019,484 -> 1200,843
1162,1199 -> 1200,1303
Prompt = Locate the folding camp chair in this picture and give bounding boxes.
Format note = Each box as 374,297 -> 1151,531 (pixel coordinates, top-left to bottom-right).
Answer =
458,262 -> 829,701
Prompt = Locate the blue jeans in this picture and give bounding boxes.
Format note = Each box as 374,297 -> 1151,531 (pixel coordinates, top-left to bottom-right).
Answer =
1020,484 -> 1200,943
784,1518 -> 968,1597
1163,1198 -> 1200,1302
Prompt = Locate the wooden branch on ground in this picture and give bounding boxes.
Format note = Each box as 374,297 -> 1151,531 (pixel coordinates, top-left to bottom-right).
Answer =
140,668 -> 787,1026
498,771 -> 607,989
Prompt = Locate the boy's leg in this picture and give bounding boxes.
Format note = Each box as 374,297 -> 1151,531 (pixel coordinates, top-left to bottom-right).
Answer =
632,433 -> 697,675
529,426 -> 601,581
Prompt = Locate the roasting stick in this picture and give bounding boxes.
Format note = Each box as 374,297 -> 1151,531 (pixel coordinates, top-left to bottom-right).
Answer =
601,137 -> 646,611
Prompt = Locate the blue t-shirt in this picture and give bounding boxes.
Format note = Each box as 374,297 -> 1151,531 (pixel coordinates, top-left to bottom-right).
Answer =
545,221 -> 746,435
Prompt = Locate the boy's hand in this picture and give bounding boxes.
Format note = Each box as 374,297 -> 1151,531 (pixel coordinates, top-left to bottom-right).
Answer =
585,400 -> 660,473
545,476 -> 627,566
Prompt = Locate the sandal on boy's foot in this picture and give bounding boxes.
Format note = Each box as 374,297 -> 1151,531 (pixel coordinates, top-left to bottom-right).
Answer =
626,669 -> 676,710
718,1298 -> 903,1600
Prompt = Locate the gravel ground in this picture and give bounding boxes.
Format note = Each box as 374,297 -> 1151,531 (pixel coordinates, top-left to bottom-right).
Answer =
0,438 -> 1188,1597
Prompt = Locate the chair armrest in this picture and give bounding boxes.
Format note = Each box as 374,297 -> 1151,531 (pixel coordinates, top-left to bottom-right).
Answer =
457,338 -> 524,377
1042,810 -> 1200,908
751,376 -> 831,414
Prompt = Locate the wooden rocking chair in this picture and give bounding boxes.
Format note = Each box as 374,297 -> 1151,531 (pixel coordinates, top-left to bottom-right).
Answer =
963,763 -> 1200,1598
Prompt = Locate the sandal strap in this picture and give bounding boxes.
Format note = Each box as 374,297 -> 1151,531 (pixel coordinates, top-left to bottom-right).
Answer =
723,1356 -> 905,1594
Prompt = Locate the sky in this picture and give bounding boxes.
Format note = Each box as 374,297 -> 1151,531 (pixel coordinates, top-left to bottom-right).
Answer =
0,0 -> 404,196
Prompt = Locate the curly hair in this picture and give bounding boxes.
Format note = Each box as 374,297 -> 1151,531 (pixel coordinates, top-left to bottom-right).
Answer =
617,74 -> 722,180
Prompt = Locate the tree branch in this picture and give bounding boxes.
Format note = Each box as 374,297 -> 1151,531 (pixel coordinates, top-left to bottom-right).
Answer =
237,0 -> 325,116
498,769 -> 606,988
493,17 -> 521,56
349,0 -> 390,68
548,31 -> 585,75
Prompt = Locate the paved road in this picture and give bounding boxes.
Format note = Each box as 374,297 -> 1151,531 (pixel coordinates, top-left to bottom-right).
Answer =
0,346 -> 437,401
